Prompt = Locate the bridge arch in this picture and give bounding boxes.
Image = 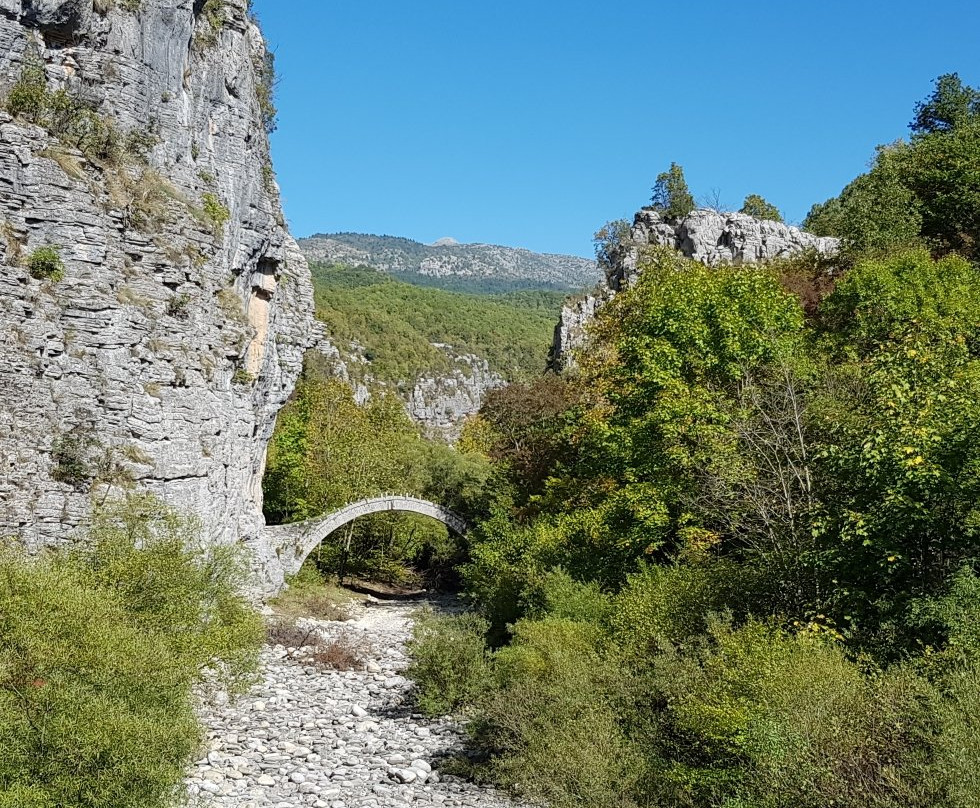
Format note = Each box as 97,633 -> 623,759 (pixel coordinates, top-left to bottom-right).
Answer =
266,495 -> 469,578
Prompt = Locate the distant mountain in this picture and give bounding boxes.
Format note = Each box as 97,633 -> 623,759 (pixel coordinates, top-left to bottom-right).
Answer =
298,232 -> 600,293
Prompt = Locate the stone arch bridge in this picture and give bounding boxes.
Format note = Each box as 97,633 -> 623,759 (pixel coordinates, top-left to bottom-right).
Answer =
262,495 -> 469,582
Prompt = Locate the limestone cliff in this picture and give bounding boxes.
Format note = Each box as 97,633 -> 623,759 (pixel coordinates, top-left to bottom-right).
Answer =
0,0 -> 314,590
551,208 -> 839,368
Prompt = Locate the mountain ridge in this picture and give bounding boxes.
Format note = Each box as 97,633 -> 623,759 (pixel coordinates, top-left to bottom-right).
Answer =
298,232 -> 600,292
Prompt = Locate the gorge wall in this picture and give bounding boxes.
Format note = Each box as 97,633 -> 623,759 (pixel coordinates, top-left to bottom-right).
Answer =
0,0 -> 314,591
551,208 -> 840,367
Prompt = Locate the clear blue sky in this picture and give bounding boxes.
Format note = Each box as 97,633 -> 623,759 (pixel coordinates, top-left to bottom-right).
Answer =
253,0 -> 980,259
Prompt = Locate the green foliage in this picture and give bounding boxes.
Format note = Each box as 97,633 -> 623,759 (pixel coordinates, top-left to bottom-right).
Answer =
0,494 -> 260,808
405,610 -> 491,715
263,366 -> 491,584
26,246 -> 64,282
805,74 -> 980,260
648,619 -> 934,808
5,55 -> 125,166
651,162 -> 695,220
50,426 -> 97,488
431,215 -> 980,804
739,193 -> 783,222
471,617 -> 640,808
310,262 -> 563,384
200,192 -> 230,236
194,0 -> 225,48
932,663 -> 980,806
255,50 -> 278,135
911,72 -> 980,134
5,56 -> 48,124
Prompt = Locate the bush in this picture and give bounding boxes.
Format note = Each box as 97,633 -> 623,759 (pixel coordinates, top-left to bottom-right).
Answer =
26,246 -> 64,282
472,617 -> 641,808
0,554 -> 200,808
5,58 -> 48,124
0,494 -> 261,808
932,663 -> 980,807
405,610 -> 491,716
647,619 -> 935,808
201,192 -> 230,236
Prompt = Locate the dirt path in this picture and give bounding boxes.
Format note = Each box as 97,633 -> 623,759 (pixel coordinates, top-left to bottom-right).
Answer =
186,598 -> 519,808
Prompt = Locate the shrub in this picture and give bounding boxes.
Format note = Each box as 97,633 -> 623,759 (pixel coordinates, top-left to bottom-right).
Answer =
255,50 -> 278,135
0,494 -> 261,808
647,619 -> 935,808
311,635 -> 368,671
201,192 -> 230,236
405,610 -> 491,716
266,619 -> 318,648
78,494 -> 263,691
50,427 -> 96,488
26,246 -> 64,281
270,563 -> 352,621
5,57 -> 48,124
165,293 -> 191,319
525,567 -> 613,625
0,553 -> 200,808
932,663 -> 980,806
473,617 -> 641,808
611,561 -> 754,662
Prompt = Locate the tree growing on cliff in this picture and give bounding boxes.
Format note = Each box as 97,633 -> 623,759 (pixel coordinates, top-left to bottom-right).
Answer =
651,162 -> 695,220
740,193 -> 783,222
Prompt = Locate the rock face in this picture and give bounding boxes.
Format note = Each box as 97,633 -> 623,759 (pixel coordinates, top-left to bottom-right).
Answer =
405,350 -> 505,441
300,232 -> 600,291
0,0 -> 314,591
311,329 -> 504,442
551,208 -> 839,367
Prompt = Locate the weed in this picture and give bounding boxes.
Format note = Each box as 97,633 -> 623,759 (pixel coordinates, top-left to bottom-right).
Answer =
216,287 -> 247,323
166,293 -> 191,319
1,221 -> 23,264
266,619 -> 318,649
27,246 -> 65,282
200,192 -> 230,237
38,145 -> 85,180
50,426 -> 97,489
311,635 -> 368,671
232,369 -> 256,385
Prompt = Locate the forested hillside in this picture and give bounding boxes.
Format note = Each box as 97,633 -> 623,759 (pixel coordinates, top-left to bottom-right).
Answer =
310,262 -> 565,384
403,74 -> 980,808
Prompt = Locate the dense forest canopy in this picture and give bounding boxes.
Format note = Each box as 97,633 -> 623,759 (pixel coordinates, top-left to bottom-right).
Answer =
310,262 -> 565,385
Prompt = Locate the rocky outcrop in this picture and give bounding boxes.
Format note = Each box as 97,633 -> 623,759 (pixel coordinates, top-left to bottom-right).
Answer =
0,0 -> 314,591
406,350 -> 505,441
310,328 -> 504,442
551,208 -> 839,368
300,232 -> 600,291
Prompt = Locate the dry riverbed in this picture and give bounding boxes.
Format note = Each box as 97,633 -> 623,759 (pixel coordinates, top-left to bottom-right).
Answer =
186,597 -> 519,808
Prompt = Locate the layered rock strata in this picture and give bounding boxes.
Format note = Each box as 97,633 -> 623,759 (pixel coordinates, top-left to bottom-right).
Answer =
0,0 -> 313,591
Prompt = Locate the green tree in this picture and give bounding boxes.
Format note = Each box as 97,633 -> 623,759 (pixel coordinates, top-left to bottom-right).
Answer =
651,162 -> 695,220
739,193 -> 783,222
911,72 -> 980,134
804,74 -> 980,259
